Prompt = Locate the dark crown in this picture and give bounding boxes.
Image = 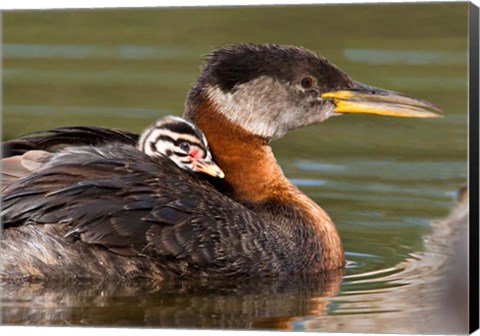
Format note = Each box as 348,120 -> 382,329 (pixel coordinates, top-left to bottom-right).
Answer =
192,43 -> 353,94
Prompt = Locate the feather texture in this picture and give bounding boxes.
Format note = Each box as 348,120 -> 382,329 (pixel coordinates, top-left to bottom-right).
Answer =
1,142 -> 295,280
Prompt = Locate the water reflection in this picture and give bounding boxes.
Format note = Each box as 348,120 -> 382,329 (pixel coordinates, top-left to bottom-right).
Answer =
2,270 -> 344,329
304,190 -> 469,334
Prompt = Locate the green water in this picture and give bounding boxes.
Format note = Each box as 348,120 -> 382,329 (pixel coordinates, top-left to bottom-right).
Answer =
1,3 -> 469,333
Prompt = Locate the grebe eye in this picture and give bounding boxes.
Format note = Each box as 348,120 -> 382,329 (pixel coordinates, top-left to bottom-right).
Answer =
179,142 -> 190,152
301,76 -> 315,89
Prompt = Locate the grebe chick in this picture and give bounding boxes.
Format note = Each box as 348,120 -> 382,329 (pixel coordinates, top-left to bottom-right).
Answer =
0,116 -> 223,188
138,116 -> 224,178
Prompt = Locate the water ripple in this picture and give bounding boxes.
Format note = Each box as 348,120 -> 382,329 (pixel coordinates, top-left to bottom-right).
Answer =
4,104 -> 172,118
3,43 -> 201,60
344,48 -> 466,65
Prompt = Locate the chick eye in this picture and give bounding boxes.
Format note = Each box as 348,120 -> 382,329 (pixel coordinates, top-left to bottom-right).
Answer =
301,76 -> 315,89
179,142 -> 190,152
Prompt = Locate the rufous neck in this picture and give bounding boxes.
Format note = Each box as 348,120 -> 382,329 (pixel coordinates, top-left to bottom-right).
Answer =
191,99 -> 289,203
188,98 -> 344,270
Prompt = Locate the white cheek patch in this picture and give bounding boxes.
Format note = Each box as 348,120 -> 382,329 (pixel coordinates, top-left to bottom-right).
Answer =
205,77 -> 290,139
153,141 -> 176,157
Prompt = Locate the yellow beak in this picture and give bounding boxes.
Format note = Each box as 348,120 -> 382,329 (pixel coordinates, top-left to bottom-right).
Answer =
322,82 -> 442,118
192,159 -> 225,178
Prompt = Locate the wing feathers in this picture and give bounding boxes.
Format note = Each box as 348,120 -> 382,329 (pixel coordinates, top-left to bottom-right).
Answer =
2,142 -> 267,277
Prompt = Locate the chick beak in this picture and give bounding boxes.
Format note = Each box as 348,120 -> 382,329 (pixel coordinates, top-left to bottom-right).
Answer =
192,158 -> 225,178
322,81 -> 442,118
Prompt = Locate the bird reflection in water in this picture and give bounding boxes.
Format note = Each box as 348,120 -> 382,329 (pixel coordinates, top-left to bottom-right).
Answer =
1,270 -> 343,329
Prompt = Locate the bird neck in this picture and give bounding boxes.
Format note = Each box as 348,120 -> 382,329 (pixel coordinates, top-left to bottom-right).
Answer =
188,98 -> 344,270
191,98 -> 286,201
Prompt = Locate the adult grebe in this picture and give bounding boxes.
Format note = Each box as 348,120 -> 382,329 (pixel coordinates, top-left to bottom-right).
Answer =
1,44 -> 440,281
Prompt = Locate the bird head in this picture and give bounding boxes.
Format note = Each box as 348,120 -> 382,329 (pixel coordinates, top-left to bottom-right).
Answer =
138,115 -> 225,178
185,43 -> 441,141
